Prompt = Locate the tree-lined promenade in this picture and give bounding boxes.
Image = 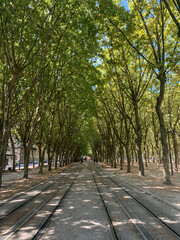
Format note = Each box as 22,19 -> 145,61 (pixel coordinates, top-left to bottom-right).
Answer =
0,0 -> 179,188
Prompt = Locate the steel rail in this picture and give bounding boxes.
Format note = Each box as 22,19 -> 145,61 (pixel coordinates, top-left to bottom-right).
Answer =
0,165 -> 75,207
96,165 -> 180,240
95,169 -> 154,240
90,165 -> 119,240
0,167 -> 82,240
0,166 -> 77,223
31,167 -> 82,240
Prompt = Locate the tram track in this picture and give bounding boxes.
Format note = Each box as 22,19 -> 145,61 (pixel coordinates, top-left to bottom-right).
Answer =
91,164 -> 152,240
92,172 -> 119,240
96,165 -> 180,239
0,165 -> 74,208
1,162 -> 179,240
0,166 -> 76,222
0,166 -> 82,240
100,166 -> 180,212
91,163 -> 180,240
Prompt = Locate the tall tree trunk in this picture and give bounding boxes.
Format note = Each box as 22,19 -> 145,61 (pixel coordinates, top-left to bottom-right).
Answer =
113,151 -> 117,168
120,146 -> 124,170
151,144 -> 155,163
32,148 -> 35,168
39,144 -> 46,175
10,133 -> 16,171
55,151 -> 58,169
38,144 -> 42,174
152,113 -> 161,165
0,91 -> 11,187
172,131 -> 179,171
39,146 -> 45,174
144,142 -> 148,167
155,75 -> 171,184
23,142 -> 31,179
125,144 -> 131,173
48,148 -> 52,171
134,103 -> 144,176
147,145 -> 150,163
131,147 -> 134,166
135,150 -> 138,163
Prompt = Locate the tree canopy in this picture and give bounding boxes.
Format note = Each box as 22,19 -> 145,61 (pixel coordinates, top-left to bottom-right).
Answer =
0,0 -> 179,186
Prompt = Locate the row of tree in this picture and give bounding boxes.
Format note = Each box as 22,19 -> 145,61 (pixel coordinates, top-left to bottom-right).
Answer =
0,0 -> 100,187
0,0 -> 179,187
91,0 -> 179,184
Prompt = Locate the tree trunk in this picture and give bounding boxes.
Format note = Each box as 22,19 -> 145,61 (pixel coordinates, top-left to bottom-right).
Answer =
55,152 -> 58,169
113,151 -> 117,168
23,142 -> 31,179
135,150 -> 138,162
131,148 -> 134,166
155,75 -> 171,184
156,142 -> 161,167
172,131 -> 179,171
152,113 -> 161,165
134,103 -> 144,176
0,134 -> 9,187
38,144 -> 42,174
151,144 -> 155,163
125,144 -> 131,173
144,142 -> 148,167
10,133 -> 16,171
147,145 -> 150,163
120,147 -> 124,170
39,144 -> 45,175
48,147 -> 52,171
0,92 -> 11,187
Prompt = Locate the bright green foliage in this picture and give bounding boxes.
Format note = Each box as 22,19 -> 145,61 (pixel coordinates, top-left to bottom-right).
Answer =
0,0 -> 179,184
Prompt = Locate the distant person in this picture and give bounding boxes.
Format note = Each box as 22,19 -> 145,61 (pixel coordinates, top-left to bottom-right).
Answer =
81,156 -> 83,164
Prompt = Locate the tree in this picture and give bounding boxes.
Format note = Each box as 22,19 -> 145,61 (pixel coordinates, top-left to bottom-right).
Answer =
101,0 -> 180,184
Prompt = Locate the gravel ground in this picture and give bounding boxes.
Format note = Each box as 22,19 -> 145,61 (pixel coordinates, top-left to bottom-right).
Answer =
0,164 -> 74,201
100,162 -> 180,209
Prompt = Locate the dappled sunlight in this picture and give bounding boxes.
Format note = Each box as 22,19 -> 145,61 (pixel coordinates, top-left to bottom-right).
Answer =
175,213 -> 180,217
112,187 -> 121,191
47,202 -> 58,207
10,198 -> 26,204
123,195 -> 132,199
26,190 -> 40,196
1,162 -> 180,240
103,192 -> 113,198
113,220 -> 128,226
129,218 -> 145,225
72,219 -> 107,229
14,229 -> 36,240
21,226 -> 36,230
59,217 -> 73,224
160,217 -> 179,224
36,211 -> 52,218
69,206 -> 75,209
